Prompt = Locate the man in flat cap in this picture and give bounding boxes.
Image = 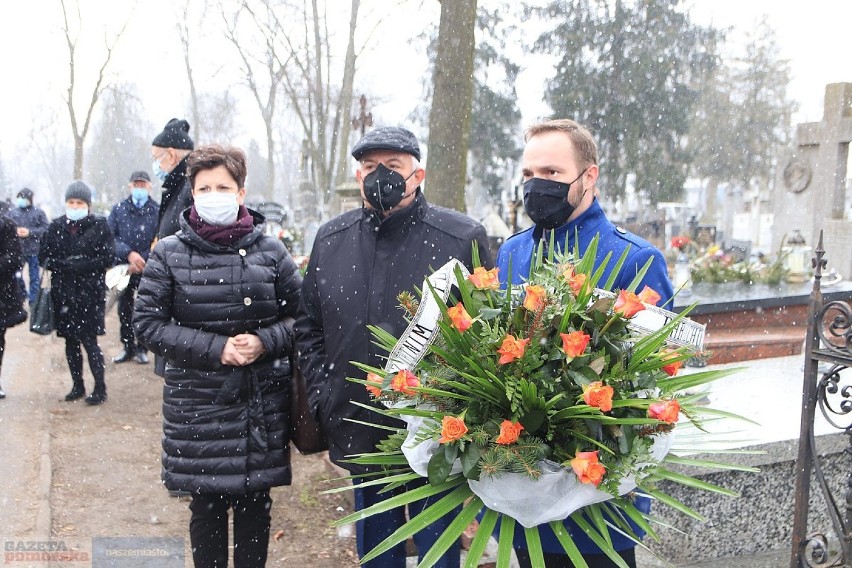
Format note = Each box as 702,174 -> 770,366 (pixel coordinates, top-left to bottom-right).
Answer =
295,126 -> 493,567
151,118 -> 194,240
108,170 -> 160,364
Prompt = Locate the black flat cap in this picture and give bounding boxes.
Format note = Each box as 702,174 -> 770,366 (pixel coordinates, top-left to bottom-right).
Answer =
129,170 -> 151,183
351,127 -> 421,161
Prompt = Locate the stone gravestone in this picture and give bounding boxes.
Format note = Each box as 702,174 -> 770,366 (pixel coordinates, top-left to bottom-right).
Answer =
774,83 -> 852,278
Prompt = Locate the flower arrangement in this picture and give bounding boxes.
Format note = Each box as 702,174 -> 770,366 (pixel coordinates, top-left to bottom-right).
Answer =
690,244 -> 788,285
334,235 -> 751,567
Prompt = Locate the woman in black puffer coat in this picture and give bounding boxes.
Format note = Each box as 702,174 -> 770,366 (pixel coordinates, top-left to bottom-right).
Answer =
134,145 -> 301,568
39,181 -> 115,405
0,215 -> 26,398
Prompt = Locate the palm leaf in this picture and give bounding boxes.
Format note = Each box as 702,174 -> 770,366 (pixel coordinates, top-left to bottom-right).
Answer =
523,525 -> 546,568
359,484 -> 473,564
496,515 -> 516,568
549,520 -> 590,568
417,495 -> 483,567
463,508 -> 499,568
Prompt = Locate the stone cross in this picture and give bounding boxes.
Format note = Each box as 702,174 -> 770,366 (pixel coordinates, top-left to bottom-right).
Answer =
773,83 -> 852,277
351,94 -> 373,139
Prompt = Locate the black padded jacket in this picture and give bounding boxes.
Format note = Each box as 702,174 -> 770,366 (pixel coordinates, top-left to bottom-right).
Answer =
134,209 -> 302,494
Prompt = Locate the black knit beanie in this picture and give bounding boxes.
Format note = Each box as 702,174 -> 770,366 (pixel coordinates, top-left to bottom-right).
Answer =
151,118 -> 194,150
17,188 -> 33,201
65,180 -> 93,205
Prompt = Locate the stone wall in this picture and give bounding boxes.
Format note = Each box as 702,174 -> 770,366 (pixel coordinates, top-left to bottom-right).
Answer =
645,434 -> 848,564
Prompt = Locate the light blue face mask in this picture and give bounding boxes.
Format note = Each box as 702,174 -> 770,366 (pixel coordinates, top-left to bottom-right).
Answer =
15,198 -> 29,208
131,188 -> 149,205
152,160 -> 168,182
65,207 -> 88,221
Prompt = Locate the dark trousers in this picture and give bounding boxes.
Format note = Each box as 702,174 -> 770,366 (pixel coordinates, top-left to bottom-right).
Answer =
65,335 -> 104,386
117,274 -> 144,352
0,327 -> 6,367
189,490 -> 272,568
515,547 -> 636,568
353,477 -> 461,568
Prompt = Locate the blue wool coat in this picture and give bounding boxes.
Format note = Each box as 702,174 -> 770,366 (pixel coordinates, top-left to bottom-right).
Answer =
107,196 -> 159,264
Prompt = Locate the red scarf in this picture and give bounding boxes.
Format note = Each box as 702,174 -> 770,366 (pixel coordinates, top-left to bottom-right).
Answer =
188,205 -> 254,246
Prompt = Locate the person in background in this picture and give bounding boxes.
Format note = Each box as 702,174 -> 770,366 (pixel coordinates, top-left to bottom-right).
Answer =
150,118 -> 195,382
39,181 -> 114,405
151,118 -> 194,240
6,188 -> 49,305
0,214 -> 27,399
295,126 -> 493,568
134,145 -> 302,568
497,118 -> 673,568
108,170 -> 159,365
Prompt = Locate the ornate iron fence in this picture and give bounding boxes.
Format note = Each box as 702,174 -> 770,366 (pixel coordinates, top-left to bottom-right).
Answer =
791,232 -> 852,567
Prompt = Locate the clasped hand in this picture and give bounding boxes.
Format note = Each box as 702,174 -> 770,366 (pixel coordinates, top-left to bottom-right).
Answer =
220,334 -> 265,366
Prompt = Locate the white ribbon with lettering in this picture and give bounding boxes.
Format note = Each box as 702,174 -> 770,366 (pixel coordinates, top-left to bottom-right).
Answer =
384,259 -> 469,374
595,289 -> 706,350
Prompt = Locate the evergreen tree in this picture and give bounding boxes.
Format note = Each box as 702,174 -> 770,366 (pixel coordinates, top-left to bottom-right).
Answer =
535,0 -> 719,204
688,17 -> 796,216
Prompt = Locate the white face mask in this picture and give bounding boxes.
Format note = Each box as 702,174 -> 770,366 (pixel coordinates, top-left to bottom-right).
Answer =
194,192 -> 239,225
66,207 -> 88,221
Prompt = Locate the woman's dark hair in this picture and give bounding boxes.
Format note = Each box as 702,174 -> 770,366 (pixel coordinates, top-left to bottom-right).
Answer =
187,144 -> 248,189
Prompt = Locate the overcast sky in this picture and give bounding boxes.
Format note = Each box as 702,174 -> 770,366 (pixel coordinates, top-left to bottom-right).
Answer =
1,1 -> 850,161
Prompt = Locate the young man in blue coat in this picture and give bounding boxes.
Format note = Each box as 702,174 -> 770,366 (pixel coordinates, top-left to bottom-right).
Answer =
497,119 -> 673,568
107,170 -> 159,364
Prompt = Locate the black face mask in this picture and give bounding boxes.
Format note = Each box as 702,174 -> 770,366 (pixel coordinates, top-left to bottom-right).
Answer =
523,170 -> 587,230
363,163 -> 417,212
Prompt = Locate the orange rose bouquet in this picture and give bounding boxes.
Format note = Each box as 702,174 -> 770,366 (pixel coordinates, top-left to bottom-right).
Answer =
337,235 -> 750,567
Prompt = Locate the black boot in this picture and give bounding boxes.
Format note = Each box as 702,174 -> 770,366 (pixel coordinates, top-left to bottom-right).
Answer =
0,381 -> 5,399
85,381 -> 107,405
64,380 -> 85,401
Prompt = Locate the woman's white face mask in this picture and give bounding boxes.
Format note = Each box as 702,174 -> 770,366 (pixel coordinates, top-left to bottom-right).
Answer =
194,192 -> 239,225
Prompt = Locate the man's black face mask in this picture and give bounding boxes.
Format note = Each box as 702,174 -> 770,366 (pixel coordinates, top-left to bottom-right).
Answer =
363,163 -> 417,212
523,169 -> 587,230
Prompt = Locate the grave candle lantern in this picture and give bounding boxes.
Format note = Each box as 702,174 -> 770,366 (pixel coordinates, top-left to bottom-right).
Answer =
783,229 -> 812,283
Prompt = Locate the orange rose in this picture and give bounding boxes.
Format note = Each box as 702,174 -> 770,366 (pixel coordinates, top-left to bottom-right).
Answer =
613,289 -> 645,318
439,415 -> 468,444
648,399 -> 680,423
571,451 -> 606,486
560,264 -> 576,281
561,330 -> 591,358
365,372 -> 383,398
390,369 -> 420,395
447,303 -> 472,332
496,334 -> 530,365
495,419 -> 524,445
468,266 -> 500,290
568,273 -> 587,295
523,285 -> 547,312
638,285 -> 662,306
582,381 -> 614,412
660,350 -> 684,377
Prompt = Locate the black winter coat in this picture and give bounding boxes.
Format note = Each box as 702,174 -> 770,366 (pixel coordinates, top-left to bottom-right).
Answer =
156,157 -> 192,239
38,215 -> 114,339
0,216 -> 25,329
294,193 -> 493,472
134,209 -> 302,494
108,196 -> 159,263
